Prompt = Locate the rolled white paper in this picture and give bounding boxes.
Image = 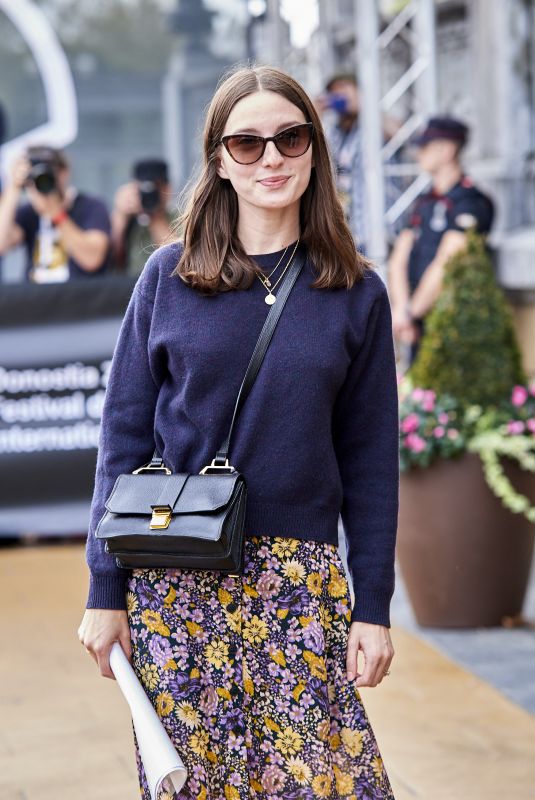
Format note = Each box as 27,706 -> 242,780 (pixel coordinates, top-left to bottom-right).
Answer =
110,642 -> 188,800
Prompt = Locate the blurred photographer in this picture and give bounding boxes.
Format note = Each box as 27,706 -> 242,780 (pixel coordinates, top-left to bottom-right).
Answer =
317,73 -> 401,255
0,146 -> 111,282
111,158 -> 175,277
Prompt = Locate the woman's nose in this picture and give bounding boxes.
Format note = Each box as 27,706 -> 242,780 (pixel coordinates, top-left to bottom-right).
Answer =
261,140 -> 284,167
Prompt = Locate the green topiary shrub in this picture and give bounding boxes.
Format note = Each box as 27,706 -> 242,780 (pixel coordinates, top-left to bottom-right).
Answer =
409,231 -> 525,409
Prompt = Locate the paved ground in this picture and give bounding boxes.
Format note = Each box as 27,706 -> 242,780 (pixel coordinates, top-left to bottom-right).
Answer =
391,554 -> 535,714
1,541 -> 535,799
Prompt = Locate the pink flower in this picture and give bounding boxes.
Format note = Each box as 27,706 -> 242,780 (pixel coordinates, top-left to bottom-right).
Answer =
401,413 -> 420,433
438,412 -> 450,425
421,390 -> 436,412
511,386 -> 528,407
406,432 -> 427,453
527,419 -> 535,434
433,426 -> 445,438
507,420 -> 525,435
447,428 -> 459,440
411,388 -> 425,402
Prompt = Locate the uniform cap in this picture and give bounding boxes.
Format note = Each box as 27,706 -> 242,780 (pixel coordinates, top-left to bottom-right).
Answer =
413,117 -> 469,147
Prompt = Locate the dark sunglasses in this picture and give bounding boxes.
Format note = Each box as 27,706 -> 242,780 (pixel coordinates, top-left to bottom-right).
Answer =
220,122 -> 314,165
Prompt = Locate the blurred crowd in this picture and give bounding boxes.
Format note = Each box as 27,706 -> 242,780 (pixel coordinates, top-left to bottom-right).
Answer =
0,70 -> 494,362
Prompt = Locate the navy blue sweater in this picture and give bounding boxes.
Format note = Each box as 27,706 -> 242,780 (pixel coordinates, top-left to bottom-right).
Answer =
86,242 -> 399,626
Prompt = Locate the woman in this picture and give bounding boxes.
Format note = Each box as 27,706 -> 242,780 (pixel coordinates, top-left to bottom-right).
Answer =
79,65 -> 398,800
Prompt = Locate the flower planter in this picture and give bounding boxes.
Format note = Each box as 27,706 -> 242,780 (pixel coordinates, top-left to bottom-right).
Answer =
397,452 -> 535,628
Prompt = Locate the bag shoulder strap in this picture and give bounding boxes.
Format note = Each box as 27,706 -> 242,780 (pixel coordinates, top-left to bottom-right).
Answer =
149,247 -> 306,472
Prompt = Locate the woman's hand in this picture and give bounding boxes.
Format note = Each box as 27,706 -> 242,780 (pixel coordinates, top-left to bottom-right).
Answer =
346,621 -> 394,688
78,609 -> 132,679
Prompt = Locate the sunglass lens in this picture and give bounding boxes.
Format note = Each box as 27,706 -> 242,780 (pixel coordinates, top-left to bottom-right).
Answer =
276,125 -> 311,157
227,135 -> 263,164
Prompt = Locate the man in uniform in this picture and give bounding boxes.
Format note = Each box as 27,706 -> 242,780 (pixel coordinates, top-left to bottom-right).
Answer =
388,116 -> 494,361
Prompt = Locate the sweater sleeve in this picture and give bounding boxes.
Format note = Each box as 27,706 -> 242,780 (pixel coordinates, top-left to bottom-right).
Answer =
332,278 -> 399,627
85,281 -> 161,609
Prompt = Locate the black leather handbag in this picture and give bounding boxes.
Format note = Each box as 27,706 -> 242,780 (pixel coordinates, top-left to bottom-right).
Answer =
95,249 -> 306,574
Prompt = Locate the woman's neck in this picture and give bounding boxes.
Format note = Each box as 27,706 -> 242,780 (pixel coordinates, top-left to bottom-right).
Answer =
237,206 -> 300,255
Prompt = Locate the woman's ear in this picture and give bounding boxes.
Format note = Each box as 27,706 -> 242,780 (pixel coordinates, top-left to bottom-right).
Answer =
216,155 -> 229,180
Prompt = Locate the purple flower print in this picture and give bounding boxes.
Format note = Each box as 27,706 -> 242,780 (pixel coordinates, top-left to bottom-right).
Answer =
167,671 -> 201,699
199,686 -> 218,715
278,586 -> 308,615
137,581 -> 161,610
303,620 -> 324,654
220,707 -> 245,732
148,635 -> 173,666
256,570 -> 283,600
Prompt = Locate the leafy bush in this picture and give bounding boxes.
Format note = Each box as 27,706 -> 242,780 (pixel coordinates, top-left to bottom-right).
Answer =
409,232 -> 525,407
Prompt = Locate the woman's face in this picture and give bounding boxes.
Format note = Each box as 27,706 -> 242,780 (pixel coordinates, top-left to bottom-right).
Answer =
216,90 -> 313,217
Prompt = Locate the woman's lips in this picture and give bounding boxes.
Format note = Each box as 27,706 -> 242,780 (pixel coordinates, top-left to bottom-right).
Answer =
258,176 -> 290,188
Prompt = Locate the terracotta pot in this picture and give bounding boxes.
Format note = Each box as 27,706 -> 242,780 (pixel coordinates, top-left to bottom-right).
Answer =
397,452 -> 535,628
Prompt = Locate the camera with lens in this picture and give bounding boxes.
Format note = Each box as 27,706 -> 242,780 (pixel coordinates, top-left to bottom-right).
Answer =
26,146 -> 63,195
133,159 -> 169,215
138,181 -> 161,213
325,93 -> 348,114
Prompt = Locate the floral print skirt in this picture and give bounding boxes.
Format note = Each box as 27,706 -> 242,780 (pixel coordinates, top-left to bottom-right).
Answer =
126,536 -> 395,800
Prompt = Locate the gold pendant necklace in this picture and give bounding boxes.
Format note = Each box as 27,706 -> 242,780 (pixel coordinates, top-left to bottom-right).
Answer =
256,243 -> 289,288
257,238 -> 300,304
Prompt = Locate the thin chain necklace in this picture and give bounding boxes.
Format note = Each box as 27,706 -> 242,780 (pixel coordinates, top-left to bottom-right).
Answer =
257,243 -> 290,287
255,238 -> 300,305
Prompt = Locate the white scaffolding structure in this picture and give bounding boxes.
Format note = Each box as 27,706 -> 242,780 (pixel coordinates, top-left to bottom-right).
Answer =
355,0 -> 438,267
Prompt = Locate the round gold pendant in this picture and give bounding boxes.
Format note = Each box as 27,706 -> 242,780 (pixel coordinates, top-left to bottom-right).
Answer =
265,293 -> 276,305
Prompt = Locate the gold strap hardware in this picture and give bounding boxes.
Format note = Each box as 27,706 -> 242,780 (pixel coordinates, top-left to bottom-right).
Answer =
150,505 -> 172,529
199,458 -> 235,475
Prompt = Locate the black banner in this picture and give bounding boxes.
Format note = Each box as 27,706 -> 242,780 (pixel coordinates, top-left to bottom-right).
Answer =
0,277 -> 135,536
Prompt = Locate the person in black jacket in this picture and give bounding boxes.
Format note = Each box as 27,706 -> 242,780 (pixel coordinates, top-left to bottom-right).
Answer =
389,116 -> 494,362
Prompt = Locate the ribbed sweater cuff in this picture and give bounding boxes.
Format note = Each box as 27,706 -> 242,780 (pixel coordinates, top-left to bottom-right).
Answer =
87,572 -> 129,610
351,590 -> 392,628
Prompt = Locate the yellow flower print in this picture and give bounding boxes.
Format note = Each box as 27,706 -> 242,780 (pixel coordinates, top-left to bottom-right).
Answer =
243,615 -> 269,646
163,585 -> 177,605
329,732 -> 341,751
372,756 -> 384,780
156,692 -> 175,717
126,591 -> 138,613
204,639 -> 229,669
272,538 -> 300,558
311,773 -> 332,798
303,650 -> 327,681
141,609 -> 171,636
139,663 -> 159,691
275,726 -> 303,756
341,726 -> 364,757
306,572 -> 323,596
319,604 -> 333,629
189,729 -> 209,757
334,765 -> 354,794
282,558 -> 306,584
286,756 -> 312,785
225,608 -> 242,634
224,786 -> 240,800
243,661 -> 255,697
327,563 -> 347,598
218,588 -> 233,606
176,702 -> 200,729
316,719 -> 330,742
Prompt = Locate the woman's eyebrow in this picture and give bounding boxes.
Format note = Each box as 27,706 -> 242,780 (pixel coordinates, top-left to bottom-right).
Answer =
227,121 -> 304,136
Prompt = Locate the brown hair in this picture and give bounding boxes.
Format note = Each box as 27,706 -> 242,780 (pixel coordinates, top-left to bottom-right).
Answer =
174,65 -> 369,293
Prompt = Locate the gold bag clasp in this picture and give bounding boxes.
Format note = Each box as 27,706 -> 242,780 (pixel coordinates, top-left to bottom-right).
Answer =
150,506 -> 172,530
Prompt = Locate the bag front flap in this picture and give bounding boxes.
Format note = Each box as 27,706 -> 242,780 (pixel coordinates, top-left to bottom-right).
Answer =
105,472 -> 241,515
